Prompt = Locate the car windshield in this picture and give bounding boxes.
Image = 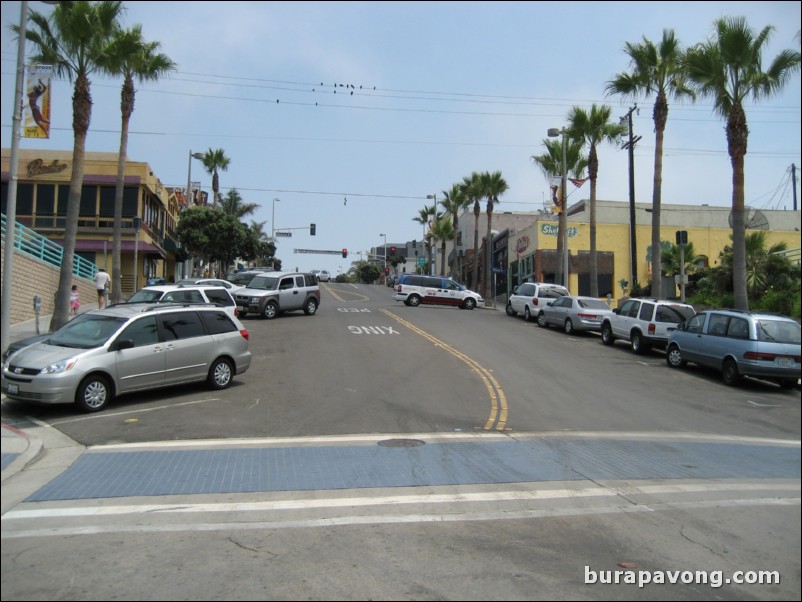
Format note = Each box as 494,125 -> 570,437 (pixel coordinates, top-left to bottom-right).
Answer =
247,276 -> 280,290
756,319 -> 801,344
49,314 -> 127,349
579,299 -> 611,310
174,279 -> 197,286
127,289 -> 163,303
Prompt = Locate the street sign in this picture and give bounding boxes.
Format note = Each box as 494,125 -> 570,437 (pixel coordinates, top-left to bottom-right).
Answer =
294,249 -> 347,255
417,257 -> 425,267
275,231 -> 292,237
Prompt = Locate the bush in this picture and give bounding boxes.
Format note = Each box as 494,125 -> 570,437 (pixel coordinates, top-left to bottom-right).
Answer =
754,288 -> 800,318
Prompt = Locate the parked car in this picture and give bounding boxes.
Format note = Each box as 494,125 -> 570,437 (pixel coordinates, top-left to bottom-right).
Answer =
318,270 -> 331,282
227,270 -> 269,288
666,309 -> 801,388
600,298 -> 696,354
506,282 -> 569,322
535,295 -> 615,334
393,275 -> 483,310
126,284 -> 239,319
234,272 -> 320,319
2,333 -> 51,363
175,277 -> 244,292
1,304 -> 252,412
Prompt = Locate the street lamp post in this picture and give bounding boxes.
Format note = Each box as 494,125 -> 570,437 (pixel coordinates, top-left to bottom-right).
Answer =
185,150 -> 204,206
426,193 -> 436,275
380,233 -> 387,279
271,198 -> 280,269
1,1 -> 28,358
548,127 -> 569,289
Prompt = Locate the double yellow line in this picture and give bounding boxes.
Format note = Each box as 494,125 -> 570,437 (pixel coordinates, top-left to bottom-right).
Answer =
381,309 -> 508,431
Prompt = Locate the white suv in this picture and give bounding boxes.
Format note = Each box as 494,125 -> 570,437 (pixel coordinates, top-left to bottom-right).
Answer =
600,297 -> 696,354
126,285 -> 239,319
505,282 -> 569,322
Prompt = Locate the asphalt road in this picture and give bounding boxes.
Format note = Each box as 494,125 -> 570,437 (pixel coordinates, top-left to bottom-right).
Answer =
1,283 -> 800,600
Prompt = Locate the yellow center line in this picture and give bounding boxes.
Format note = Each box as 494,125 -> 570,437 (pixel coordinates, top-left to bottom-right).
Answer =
322,284 -> 370,302
381,309 -> 508,431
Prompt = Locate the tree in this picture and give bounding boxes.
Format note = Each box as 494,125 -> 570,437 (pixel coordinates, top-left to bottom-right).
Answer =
567,104 -> 627,297
200,148 -> 231,208
220,188 -> 259,219
606,29 -> 694,299
175,206 -> 252,274
430,214 -> 455,276
661,241 -> 701,277
460,172 -> 482,289
439,184 -> 471,278
531,138 -> 588,284
412,204 -> 437,275
18,1 -> 125,330
107,25 -> 175,304
685,17 -> 800,310
477,171 -> 509,301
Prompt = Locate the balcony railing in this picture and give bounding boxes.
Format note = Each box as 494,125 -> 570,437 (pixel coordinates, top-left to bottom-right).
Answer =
1,213 -> 97,280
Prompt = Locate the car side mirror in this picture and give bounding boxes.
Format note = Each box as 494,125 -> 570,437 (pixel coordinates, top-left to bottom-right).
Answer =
612,308 -> 620,315
512,286 -> 519,295
546,301 -> 554,306
113,339 -> 135,351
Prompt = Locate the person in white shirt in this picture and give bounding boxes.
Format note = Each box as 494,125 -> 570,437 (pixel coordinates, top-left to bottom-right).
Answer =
94,268 -> 111,309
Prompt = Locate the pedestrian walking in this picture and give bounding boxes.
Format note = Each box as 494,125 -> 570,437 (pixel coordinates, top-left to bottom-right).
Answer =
70,285 -> 80,315
94,268 -> 111,309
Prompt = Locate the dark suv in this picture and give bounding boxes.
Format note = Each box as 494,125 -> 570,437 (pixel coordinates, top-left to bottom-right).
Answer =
235,272 -> 321,319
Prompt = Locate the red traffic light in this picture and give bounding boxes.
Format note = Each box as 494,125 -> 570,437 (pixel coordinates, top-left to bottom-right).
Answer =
385,267 -> 390,274
390,247 -> 396,253
342,249 -> 348,258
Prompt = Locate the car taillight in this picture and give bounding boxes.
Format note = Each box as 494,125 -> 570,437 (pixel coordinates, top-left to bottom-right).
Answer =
533,298 -> 539,306
234,307 -> 239,318
578,313 -> 598,320
743,351 -> 798,362
648,323 -> 656,335
240,329 -> 249,340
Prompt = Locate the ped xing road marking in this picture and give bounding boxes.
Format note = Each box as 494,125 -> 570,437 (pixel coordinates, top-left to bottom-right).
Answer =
348,326 -> 399,335
381,309 -> 508,431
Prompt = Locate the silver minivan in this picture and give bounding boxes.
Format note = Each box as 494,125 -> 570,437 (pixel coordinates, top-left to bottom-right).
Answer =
2,304 -> 252,412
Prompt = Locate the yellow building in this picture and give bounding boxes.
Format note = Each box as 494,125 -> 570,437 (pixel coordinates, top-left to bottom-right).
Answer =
2,148 -> 184,296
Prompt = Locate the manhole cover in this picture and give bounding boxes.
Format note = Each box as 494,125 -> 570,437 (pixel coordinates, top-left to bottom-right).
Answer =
377,438 -> 426,448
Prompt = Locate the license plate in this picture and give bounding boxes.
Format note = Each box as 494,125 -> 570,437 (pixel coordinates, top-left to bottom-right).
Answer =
776,357 -> 793,367
7,383 -> 18,394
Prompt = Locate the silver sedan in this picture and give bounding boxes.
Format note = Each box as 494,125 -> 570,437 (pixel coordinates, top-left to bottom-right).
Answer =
536,295 -> 614,335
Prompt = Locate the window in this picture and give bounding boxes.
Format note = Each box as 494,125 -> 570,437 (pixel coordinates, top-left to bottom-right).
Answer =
638,302 -> 655,321
204,289 -> 233,306
279,278 -> 294,290
160,312 -> 206,341
294,276 -> 305,288
619,300 -> 638,318
707,314 -> 729,337
727,318 -> 749,339
199,311 -> 238,335
519,283 -> 535,296
119,316 -> 159,347
685,314 -> 705,334
162,290 -> 205,304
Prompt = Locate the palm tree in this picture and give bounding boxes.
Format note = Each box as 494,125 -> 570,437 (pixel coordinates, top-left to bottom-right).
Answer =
430,215 -> 455,276
661,241 -> 701,278
531,139 -> 588,284
221,188 -> 259,220
107,25 -> 175,304
478,171 -> 509,302
606,29 -> 694,299
460,172 -> 482,289
567,104 -> 627,297
412,204 -> 437,274
18,1 -> 125,330
685,17 -> 800,310
200,148 -> 231,208
439,184 -> 470,278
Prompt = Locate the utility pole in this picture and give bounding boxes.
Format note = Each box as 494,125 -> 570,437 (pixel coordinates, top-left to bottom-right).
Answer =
792,163 -> 797,211
621,105 -> 642,288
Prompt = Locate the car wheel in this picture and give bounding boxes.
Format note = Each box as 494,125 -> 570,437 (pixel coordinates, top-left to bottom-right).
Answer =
666,344 -> 686,368
505,302 -> 516,316
463,297 -> 476,310
631,331 -> 650,354
722,358 -> 741,386
208,357 -> 233,390
262,301 -> 279,319
564,319 -> 574,335
601,323 -> 614,345
408,294 -> 421,307
75,374 -> 112,413
524,307 -> 532,322
536,312 -> 548,328
304,298 -> 318,315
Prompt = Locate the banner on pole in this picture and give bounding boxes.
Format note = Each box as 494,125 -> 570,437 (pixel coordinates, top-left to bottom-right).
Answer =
24,64 -> 53,139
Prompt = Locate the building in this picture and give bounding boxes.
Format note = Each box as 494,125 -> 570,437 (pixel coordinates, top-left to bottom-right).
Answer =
2,148 -> 184,297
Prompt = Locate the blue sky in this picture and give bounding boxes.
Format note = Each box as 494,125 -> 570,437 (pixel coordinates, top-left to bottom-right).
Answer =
2,1 -> 800,276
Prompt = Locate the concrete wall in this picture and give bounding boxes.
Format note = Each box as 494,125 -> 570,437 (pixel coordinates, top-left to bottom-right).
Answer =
1,245 -> 95,326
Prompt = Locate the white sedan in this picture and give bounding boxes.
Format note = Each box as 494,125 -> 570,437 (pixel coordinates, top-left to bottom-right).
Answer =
318,270 -> 331,282
536,295 -> 614,335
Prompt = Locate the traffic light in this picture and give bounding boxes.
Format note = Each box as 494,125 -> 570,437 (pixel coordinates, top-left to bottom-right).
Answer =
412,240 -> 416,248
342,249 -> 348,258
310,223 -> 316,236
390,247 -> 396,254
385,267 -> 390,274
